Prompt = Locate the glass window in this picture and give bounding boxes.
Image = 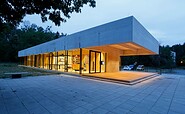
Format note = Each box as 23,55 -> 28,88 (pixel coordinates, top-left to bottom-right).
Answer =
68,49 -> 80,74
82,49 -> 89,74
58,51 -> 66,72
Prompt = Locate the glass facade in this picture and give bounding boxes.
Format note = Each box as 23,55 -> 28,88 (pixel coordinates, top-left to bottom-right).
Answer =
21,48 -> 106,74
89,50 -> 106,73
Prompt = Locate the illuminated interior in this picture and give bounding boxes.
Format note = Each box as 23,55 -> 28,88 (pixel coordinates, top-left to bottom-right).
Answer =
21,42 -> 156,74
22,48 -> 106,74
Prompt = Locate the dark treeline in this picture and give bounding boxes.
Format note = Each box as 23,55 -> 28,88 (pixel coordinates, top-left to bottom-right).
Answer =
0,22 -> 66,62
121,44 -> 185,68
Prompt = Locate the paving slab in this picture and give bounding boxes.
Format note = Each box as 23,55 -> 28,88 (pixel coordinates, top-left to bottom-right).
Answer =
0,74 -> 185,114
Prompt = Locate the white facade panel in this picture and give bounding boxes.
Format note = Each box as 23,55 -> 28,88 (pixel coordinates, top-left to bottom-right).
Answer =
18,16 -> 159,57
132,17 -> 159,54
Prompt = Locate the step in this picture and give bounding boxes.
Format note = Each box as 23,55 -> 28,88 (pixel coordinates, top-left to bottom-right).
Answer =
81,73 -> 160,85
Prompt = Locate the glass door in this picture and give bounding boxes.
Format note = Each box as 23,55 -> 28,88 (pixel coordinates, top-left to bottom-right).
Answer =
96,52 -> 101,73
90,51 -> 95,73
89,50 -> 101,73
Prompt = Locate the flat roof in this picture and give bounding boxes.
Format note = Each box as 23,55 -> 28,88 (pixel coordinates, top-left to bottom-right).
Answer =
18,16 -> 159,57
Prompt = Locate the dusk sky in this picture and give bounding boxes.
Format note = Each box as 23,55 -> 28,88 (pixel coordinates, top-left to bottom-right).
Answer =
23,0 -> 185,46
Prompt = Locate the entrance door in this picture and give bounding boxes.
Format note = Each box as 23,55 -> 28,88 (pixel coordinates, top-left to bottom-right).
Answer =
89,50 -> 101,73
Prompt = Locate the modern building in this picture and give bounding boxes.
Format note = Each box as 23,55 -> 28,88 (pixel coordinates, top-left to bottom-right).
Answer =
170,51 -> 176,64
18,16 -> 159,75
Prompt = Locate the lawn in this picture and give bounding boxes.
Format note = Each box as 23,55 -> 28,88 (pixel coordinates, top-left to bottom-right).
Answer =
0,63 -> 60,78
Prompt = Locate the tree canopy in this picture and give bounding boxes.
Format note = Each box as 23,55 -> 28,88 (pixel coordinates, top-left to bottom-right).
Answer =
0,22 -> 64,62
0,0 -> 96,27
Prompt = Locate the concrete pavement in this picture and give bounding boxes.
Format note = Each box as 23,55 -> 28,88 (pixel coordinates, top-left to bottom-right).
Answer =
0,74 -> 185,114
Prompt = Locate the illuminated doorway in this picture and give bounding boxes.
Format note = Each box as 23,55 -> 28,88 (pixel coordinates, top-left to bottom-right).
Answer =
89,50 -> 101,73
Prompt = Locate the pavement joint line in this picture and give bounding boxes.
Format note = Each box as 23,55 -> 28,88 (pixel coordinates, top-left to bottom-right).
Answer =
147,77 -> 176,113
125,78 -> 167,113
10,84 -> 30,114
167,78 -> 180,114
0,84 -> 9,114
126,76 -> 170,113
111,78 -> 164,113
35,86 -> 79,112
13,79 -> 52,114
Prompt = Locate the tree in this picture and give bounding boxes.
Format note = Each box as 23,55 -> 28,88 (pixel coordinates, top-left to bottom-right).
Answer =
171,43 -> 185,66
159,45 -> 175,68
0,0 -> 96,27
0,22 -> 63,62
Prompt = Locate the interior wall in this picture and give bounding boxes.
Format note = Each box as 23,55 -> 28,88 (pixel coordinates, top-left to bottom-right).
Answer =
106,50 -> 120,72
86,46 -> 122,72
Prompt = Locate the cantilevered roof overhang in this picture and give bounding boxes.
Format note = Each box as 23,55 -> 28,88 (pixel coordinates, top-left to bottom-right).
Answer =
18,16 -> 159,57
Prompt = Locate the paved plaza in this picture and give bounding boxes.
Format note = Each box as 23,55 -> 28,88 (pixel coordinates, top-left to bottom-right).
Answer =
0,74 -> 185,114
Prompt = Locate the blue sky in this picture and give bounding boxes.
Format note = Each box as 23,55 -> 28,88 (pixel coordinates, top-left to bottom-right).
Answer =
23,0 -> 185,46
